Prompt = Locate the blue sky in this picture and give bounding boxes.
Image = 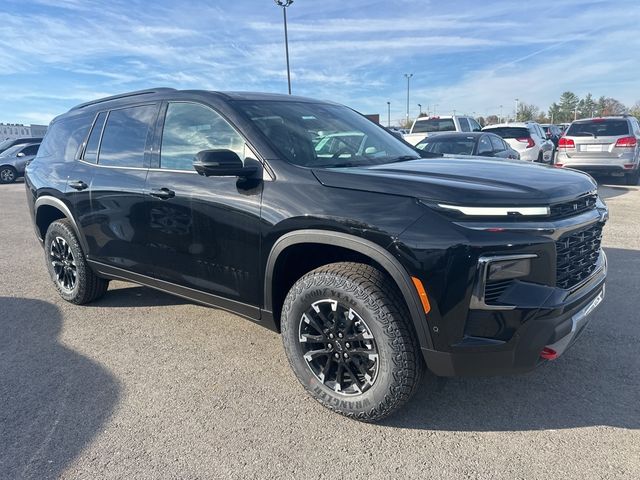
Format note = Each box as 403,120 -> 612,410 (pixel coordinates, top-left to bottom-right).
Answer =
1,0 -> 639,125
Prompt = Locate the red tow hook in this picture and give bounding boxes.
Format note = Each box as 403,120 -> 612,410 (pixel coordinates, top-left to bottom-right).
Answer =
540,347 -> 558,360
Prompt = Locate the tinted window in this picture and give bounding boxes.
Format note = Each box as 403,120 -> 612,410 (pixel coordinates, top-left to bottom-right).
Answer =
412,118 -> 456,133
38,114 -> 92,160
98,105 -> 157,168
484,127 -> 530,139
489,135 -> 505,151
21,144 -> 40,156
83,112 -> 107,164
459,118 -> 471,132
160,102 -> 247,171
566,119 -> 630,137
417,137 -> 475,155
477,136 -> 493,154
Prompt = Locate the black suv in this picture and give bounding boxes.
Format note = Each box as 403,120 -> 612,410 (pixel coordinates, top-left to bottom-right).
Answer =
25,88 -> 608,421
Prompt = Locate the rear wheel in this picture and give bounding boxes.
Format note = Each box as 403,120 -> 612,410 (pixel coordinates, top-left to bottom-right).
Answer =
624,170 -> 639,185
44,219 -> 109,304
0,166 -> 17,184
281,262 -> 423,422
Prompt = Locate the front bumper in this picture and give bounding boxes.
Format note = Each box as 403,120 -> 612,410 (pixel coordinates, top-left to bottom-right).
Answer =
422,250 -> 607,377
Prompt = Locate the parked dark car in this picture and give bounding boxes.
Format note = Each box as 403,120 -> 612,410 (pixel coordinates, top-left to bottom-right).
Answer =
415,132 -> 520,159
25,88 -> 608,421
0,137 -> 43,155
0,142 -> 40,184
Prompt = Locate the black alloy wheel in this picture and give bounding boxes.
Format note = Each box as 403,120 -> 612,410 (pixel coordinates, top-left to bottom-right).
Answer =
49,236 -> 77,293
298,299 -> 379,395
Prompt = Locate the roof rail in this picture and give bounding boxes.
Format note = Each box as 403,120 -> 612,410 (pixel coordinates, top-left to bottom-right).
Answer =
70,88 -> 176,111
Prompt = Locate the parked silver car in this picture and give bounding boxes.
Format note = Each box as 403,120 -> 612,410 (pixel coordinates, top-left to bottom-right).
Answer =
556,117 -> 640,185
0,142 -> 40,184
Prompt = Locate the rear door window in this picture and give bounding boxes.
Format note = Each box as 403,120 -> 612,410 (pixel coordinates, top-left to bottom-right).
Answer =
477,136 -> 493,155
412,118 -> 456,133
566,120 -> 630,137
98,104 -> 158,168
459,118 -> 471,132
489,135 -> 505,151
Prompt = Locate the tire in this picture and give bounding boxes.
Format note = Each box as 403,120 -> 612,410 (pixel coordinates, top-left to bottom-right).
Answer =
0,166 -> 17,184
624,170 -> 639,185
281,262 -> 423,422
44,219 -> 109,304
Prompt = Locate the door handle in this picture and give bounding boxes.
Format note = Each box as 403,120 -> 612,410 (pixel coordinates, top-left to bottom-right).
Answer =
69,180 -> 88,191
149,188 -> 175,200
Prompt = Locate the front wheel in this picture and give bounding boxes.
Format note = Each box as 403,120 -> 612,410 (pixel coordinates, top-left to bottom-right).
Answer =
281,262 -> 423,422
0,166 -> 17,184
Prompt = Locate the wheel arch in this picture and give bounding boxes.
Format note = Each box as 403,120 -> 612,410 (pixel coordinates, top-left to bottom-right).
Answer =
34,196 -> 89,253
264,230 -> 434,350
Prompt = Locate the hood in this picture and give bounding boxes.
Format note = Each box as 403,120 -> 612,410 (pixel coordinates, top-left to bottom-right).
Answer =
312,158 -> 597,206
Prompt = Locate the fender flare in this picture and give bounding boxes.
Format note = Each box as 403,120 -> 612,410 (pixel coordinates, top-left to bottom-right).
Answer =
34,196 -> 89,253
264,229 -> 434,350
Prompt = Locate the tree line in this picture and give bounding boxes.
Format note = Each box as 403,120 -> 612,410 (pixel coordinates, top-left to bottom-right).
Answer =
504,92 -> 639,125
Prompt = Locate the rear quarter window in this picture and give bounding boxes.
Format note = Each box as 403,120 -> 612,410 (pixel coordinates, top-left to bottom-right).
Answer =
567,120 -> 630,137
37,114 -> 93,161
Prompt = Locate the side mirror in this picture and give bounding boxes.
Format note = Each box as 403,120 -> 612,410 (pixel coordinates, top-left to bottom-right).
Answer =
193,149 -> 258,177
17,152 -> 25,157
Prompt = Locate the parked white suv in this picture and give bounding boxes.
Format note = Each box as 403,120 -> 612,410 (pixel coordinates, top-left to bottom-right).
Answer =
403,115 -> 482,145
482,122 -> 554,163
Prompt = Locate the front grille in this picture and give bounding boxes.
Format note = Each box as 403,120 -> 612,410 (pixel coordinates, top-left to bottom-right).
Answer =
549,194 -> 598,220
556,223 -> 603,290
484,279 -> 513,305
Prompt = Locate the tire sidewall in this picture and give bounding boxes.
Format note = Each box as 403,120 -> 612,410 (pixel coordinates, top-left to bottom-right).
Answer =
282,272 -> 407,417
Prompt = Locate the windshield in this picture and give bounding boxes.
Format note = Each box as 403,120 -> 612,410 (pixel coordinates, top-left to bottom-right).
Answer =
412,118 -> 456,134
417,137 -> 475,155
566,119 -> 629,137
0,144 -> 23,157
237,101 -> 419,167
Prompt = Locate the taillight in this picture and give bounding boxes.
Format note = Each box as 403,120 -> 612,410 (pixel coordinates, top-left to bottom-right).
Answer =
615,136 -> 637,148
558,137 -> 575,149
516,137 -> 535,148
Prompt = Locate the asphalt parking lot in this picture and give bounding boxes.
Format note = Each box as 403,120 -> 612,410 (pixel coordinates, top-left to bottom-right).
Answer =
1,179 -> 639,480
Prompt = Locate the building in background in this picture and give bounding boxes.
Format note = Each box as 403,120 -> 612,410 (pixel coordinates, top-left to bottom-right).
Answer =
0,123 -> 48,140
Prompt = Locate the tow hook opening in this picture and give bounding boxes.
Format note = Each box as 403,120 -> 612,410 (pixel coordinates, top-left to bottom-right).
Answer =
540,346 -> 558,360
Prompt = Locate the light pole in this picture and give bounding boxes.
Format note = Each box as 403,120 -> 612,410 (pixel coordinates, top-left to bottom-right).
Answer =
387,101 -> 391,127
404,73 -> 413,126
418,103 -> 422,116
275,0 -> 293,95
515,98 -> 519,121
433,104 -> 438,116
499,104 -> 503,123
